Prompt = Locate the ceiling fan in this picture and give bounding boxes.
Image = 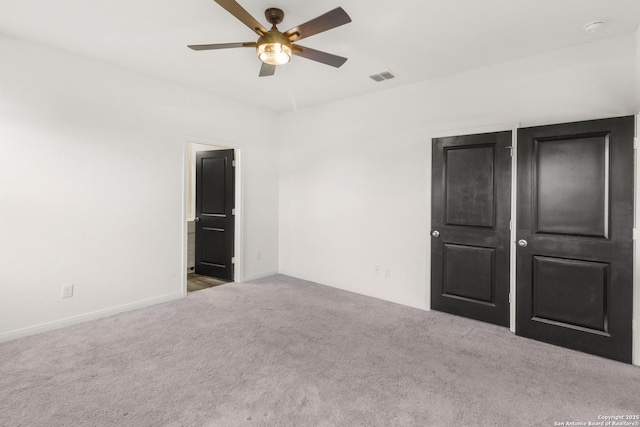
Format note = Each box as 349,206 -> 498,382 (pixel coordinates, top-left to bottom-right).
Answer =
188,0 -> 352,77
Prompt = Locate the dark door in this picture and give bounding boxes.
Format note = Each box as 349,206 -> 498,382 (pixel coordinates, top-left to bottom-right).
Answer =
195,149 -> 235,281
516,116 -> 634,363
431,131 -> 512,327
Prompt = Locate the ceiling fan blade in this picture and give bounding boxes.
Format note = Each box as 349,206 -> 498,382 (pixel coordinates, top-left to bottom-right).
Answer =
284,7 -> 351,42
214,0 -> 268,36
292,45 -> 347,68
188,42 -> 256,51
259,62 -> 276,77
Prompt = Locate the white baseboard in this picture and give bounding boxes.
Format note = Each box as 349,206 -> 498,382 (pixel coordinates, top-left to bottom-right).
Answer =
242,270 -> 279,282
0,292 -> 184,343
278,269 -> 429,311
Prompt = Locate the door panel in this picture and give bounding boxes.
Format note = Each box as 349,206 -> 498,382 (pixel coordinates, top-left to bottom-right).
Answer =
445,145 -> 495,227
443,244 -> 495,303
201,157 -> 227,214
200,227 -> 226,266
195,149 -> 235,281
516,116 -> 633,363
431,131 -> 512,327
532,256 -> 608,333
535,135 -> 608,237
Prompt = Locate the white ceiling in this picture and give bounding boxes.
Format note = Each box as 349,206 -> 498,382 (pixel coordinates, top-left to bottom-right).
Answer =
1,0 -> 639,112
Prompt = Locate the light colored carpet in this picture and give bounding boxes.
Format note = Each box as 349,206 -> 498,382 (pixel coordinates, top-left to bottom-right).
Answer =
1,275 -> 639,426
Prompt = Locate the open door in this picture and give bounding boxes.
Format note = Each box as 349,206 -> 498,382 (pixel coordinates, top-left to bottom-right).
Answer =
431,131 -> 512,327
195,149 -> 235,281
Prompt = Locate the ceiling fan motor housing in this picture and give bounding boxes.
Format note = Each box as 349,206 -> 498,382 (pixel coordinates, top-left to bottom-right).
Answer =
257,30 -> 290,48
265,8 -> 285,25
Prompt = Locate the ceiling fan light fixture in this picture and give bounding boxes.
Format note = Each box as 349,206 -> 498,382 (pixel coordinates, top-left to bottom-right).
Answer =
257,42 -> 292,65
256,29 -> 292,65
188,2 -> 352,77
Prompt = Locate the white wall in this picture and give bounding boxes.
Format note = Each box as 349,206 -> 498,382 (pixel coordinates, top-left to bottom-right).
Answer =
279,34 -> 638,311
0,34 -> 279,339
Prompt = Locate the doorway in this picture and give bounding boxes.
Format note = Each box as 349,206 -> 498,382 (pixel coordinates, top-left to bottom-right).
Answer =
185,142 -> 239,293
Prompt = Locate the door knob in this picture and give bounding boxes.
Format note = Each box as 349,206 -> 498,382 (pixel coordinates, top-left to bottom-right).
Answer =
194,217 -> 200,223
431,230 -> 440,238
518,239 -> 528,247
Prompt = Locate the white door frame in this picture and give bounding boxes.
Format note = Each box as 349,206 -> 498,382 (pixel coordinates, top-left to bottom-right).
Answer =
182,137 -> 243,296
633,111 -> 639,366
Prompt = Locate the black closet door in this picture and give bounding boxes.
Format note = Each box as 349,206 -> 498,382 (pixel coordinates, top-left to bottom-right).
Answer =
516,116 -> 634,363
431,131 -> 512,327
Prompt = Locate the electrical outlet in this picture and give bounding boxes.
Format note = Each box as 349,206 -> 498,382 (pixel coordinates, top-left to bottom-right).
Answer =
62,284 -> 74,298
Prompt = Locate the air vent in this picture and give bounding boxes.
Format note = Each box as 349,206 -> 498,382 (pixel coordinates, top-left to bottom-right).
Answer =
369,70 -> 396,82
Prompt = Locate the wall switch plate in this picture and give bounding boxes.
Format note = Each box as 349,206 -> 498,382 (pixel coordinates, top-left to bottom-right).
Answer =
62,284 -> 74,298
